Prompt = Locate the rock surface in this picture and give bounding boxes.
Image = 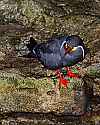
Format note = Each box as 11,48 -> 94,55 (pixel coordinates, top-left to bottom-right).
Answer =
0,0 -> 100,124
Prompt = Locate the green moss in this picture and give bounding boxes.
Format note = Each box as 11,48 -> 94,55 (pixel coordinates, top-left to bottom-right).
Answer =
89,69 -> 100,78
0,74 -> 53,93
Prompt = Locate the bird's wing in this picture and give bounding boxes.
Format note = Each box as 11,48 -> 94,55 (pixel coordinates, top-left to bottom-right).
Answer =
45,36 -> 67,53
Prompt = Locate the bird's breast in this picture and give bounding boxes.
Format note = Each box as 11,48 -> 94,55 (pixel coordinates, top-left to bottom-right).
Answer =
62,46 -> 84,66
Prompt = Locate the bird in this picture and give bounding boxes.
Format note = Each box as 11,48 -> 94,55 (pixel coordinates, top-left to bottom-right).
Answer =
25,35 -> 88,94
26,35 -> 87,68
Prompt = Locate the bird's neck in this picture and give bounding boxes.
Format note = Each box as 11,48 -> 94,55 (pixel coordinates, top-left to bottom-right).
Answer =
77,46 -> 85,59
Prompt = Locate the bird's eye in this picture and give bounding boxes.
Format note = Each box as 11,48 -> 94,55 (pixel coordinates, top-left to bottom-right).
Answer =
64,43 -> 68,49
65,44 -> 68,48
64,43 -> 74,54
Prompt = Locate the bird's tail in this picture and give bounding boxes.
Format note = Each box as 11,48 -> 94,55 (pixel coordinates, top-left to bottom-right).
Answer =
26,37 -> 37,52
26,37 -> 37,58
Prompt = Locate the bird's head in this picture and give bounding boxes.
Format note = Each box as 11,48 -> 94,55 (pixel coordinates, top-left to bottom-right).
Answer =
64,43 -> 77,54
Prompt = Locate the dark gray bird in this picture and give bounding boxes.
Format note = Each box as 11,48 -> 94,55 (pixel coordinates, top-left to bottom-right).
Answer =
26,35 -> 87,70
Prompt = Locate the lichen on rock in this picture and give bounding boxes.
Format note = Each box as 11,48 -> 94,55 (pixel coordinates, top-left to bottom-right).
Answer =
0,0 -> 100,124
